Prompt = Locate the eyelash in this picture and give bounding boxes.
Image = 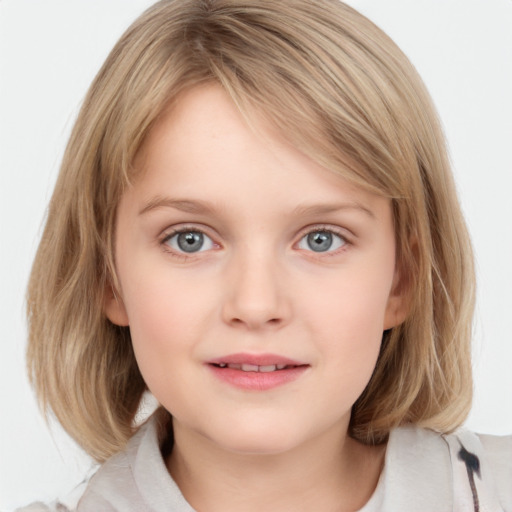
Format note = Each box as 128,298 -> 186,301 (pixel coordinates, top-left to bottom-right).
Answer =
159,225 -> 351,259
296,225 -> 351,256
160,226 -> 215,260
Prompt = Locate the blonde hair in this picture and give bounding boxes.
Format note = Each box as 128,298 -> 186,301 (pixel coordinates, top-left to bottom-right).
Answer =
27,0 -> 475,461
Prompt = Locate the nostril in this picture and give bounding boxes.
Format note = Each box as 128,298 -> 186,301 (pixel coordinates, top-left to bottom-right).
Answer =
228,316 -> 282,327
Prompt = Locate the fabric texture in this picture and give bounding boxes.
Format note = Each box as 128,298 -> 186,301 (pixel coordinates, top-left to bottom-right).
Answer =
18,414 -> 512,512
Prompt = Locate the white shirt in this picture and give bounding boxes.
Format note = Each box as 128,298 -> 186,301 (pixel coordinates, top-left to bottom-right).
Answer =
19,414 -> 512,511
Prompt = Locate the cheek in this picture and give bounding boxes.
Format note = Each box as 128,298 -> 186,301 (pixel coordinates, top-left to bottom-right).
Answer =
121,268 -> 219,386
303,259 -> 395,384
127,295 -> 179,391
311,263 -> 394,340
123,263 -> 209,335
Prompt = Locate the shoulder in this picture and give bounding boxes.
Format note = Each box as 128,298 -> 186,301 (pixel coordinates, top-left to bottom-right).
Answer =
76,420 -> 153,512
76,450 -> 139,511
383,426 -> 512,511
465,430 -> 512,510
76,412 -> 193,512
14,467 -> 94,512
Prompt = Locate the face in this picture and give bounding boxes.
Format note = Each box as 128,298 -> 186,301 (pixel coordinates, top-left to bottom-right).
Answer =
105,84 -> 406,456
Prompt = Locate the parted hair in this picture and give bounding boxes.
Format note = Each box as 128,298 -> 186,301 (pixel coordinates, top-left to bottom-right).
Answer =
27,0 -> 475,462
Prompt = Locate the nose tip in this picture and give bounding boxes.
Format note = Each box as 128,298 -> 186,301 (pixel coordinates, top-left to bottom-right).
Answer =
221,256 -> 290,330
228,311 -> 285,330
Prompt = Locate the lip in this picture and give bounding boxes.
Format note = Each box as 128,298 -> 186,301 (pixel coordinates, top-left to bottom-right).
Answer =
206,352 -> 309,391
208,353 -> 305,367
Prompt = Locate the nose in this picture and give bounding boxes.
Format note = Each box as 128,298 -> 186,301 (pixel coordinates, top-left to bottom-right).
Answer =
221,248 -> 291,330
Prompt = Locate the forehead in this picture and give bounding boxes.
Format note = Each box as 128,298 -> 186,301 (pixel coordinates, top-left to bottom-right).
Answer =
131,84 -> 386,213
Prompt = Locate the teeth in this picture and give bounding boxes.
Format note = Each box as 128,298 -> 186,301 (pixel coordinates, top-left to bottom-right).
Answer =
218,363 -> 292,372
259,365 -> 277,373
241,364 -> 259,372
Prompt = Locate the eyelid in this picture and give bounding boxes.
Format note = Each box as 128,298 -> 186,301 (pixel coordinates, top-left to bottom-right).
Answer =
161,225 -> 207,242
297,224 -> 352,241
295,225 -> 352,254
160,224 -> 220,256
158,223 -> 352,257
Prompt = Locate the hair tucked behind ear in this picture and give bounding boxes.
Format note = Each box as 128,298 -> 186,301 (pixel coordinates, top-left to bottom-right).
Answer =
27,0 -> 474,461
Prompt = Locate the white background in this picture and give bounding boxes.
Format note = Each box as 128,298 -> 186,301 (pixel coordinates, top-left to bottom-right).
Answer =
1,0 -> 511,509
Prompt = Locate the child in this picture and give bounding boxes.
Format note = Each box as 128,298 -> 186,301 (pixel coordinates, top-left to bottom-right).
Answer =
24,0 -> 511,510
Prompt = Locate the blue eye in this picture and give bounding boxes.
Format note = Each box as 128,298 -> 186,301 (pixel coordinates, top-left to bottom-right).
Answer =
298,230 -> 346,253
165,230 -> 214,253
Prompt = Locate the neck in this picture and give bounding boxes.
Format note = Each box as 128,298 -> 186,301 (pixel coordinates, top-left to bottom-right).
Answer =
167,419 -> 385,512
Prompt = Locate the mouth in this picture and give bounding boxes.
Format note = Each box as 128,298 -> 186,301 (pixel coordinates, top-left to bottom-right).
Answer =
206,353 -> 309,391
210,362 -> 299,372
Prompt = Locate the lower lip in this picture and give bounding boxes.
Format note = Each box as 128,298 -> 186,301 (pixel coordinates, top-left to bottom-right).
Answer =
207,365 -> 308,391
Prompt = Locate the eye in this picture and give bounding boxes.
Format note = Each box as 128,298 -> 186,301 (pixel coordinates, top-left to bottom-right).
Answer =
164,229 -> 215,254
297,230 -> 346,253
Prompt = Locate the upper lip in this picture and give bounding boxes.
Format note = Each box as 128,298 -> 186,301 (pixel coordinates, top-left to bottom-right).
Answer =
207,353 -> 307,367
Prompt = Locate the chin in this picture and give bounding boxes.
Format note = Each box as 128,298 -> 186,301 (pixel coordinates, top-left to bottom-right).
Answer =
203,421 -> 306,456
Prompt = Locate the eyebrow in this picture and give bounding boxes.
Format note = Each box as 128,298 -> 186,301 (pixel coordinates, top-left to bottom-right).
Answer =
291,202 -> 375,219
139,196 -> 375,219
139,197 -> 217,216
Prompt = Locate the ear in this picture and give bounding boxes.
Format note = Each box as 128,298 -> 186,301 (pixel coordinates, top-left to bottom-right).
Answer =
103,283 -> 130,326
383,262 -> 410,330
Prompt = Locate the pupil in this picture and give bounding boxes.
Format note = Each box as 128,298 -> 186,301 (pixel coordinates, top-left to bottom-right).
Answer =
177,232 -> 204,253
307,231 -> 332,252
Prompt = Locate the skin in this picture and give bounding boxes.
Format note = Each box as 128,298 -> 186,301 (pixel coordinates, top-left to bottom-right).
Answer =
105,84 -> 407,511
